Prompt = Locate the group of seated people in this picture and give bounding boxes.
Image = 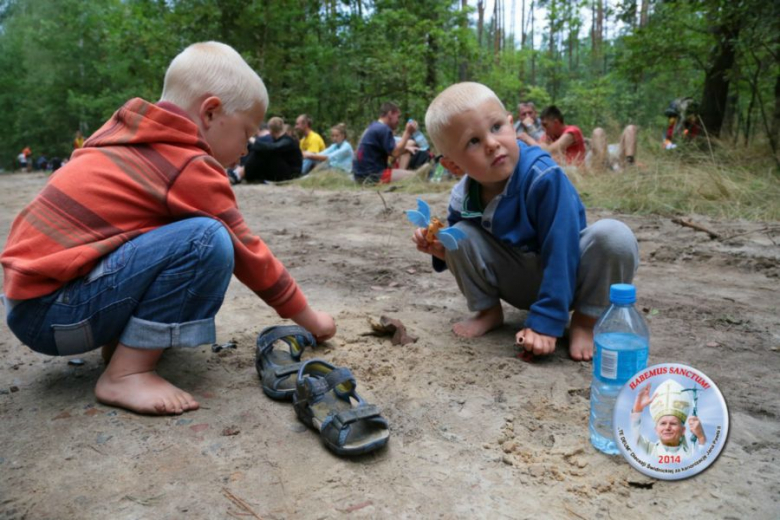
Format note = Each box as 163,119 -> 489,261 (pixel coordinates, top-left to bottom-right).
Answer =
230,99 -> 641,185
229,115 -> 355,184
229,101 -> 434,185
514,102 -> 637,172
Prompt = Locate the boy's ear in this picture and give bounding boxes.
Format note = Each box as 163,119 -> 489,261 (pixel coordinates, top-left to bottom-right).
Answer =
507,112 -> 514,126
198,96 -> 223,129
440,157 -> 465,177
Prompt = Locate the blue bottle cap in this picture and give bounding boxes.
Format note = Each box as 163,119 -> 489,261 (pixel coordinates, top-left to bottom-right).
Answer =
610,283 -> 636,304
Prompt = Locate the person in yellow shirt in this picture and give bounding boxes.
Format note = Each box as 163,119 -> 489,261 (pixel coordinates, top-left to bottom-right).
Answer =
73,130 -> 85,150
295,114 -> 326,174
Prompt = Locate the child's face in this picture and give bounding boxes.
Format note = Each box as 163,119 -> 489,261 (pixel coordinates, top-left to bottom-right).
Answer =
201,99 -> 265,168
439,99 -> 518,187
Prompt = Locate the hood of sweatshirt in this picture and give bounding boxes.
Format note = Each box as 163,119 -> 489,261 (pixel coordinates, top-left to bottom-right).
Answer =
82,98 -> 212,155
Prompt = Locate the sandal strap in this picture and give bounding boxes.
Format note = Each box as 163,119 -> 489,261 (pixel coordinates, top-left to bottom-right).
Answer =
305,367 -> 355,399
273,363 -> 301,377
256,325 -> 315,360
330,405 -> 382,429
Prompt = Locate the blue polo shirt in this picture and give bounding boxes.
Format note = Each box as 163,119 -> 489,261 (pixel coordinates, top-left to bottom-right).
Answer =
353,121 -> 396,181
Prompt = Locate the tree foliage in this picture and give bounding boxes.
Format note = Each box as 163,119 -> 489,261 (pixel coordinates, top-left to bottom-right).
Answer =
0,0 -> 777,169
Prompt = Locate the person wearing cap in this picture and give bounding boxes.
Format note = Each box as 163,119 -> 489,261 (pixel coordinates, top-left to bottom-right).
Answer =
632,380 -> 707,458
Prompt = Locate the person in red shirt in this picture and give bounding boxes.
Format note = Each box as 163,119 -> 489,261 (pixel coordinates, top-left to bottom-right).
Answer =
2,42 -> 335,416
22,146 -> 32,172
518,105 -> 586,167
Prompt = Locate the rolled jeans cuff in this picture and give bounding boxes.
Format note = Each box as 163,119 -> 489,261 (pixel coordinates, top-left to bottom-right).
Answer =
119,316 -> 216,349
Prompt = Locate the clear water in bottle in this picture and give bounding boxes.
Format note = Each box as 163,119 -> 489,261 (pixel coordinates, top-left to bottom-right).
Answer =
408,119 -> 429,151
589,284 -> 649,455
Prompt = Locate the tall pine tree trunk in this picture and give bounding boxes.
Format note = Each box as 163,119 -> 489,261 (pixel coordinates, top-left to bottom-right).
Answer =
549,0 -> 556,59
640,0 -> 649,28
592,0 -> 603,60
494,0 -> 501,58
426,32 -> 437,92
531,0 -> 536,84
521,0 -> 527,48
700,22 -> 740,137
478,1 -> 485,47
773,72 -> 780,153
459,0 -> 469,81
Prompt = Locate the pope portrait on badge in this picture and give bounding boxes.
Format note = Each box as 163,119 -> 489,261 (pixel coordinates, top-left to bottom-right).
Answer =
631,379 -> 707,459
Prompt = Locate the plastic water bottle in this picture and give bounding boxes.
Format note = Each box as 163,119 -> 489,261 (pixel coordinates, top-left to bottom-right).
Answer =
430,162 -> 445,183
408,119 -> 429,151
589,283 -> 649,455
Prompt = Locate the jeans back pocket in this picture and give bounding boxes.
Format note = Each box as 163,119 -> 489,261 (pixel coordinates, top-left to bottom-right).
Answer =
52,319 -> 94,356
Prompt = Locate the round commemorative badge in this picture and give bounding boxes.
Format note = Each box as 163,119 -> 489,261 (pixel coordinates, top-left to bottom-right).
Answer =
613,363 -> 729,480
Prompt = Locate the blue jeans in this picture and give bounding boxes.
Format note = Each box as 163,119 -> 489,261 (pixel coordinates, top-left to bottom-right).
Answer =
6,218 -> 234,356
301,158 -> 316,175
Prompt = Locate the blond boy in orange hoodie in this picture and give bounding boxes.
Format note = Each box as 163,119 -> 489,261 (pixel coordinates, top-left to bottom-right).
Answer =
1,42 -> 335,415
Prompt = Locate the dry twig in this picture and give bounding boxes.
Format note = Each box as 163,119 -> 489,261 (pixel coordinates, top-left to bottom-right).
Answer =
222,488 -> 263,519
375,190 -> 390,212
671,218 -> 720,240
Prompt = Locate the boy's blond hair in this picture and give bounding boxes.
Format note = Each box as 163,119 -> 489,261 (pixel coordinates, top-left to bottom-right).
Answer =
160,41 -> 268,115
425,82 -> 505,154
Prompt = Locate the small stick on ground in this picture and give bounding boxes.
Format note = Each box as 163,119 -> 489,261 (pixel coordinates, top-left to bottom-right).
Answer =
222,488 -> 263,519
671,218 -> 720,240
564,504 -> 589,520
375,190 -> 390,213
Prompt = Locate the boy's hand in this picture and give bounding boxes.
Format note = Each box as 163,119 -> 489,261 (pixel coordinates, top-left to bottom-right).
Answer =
412,228 -> 445,261
516,328 -> 556,356
291,307 -> 337,343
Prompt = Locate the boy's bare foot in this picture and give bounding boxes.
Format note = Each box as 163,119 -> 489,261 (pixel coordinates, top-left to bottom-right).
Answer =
95,344 -> 199,415
569,311 -> 597,361
453,305 -> 504,338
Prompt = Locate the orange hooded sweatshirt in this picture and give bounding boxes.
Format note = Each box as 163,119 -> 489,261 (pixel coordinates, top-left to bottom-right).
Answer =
2,98 -> 307,318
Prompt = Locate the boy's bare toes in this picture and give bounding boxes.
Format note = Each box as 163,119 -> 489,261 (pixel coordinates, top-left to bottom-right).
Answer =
569,344 -> 593,361
166,399 -> 182,415
182,394 -> 200,411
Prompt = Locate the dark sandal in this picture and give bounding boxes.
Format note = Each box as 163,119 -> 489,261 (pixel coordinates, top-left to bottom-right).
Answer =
293,359 -> 389,456
255,325 -> 316,400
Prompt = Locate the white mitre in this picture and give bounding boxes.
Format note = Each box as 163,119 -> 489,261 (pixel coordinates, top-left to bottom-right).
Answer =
650,379 -> 692,424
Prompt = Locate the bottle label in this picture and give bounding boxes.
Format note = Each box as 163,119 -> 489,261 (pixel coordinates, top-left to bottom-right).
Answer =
600,349 -> 618,380
594,333 -> 648,384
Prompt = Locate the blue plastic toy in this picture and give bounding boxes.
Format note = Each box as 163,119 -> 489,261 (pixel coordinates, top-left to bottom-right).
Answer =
406,199 -> 467,250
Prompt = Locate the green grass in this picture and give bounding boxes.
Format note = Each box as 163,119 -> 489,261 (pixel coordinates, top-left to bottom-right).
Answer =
289,140 -> 779,221
571,140 -> 780,221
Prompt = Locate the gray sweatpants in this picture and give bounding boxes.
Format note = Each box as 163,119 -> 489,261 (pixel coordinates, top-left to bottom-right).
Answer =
443,219 -> 639,319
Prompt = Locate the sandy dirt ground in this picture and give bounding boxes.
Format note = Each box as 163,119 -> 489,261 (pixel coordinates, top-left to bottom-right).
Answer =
1,171 -> 779,519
